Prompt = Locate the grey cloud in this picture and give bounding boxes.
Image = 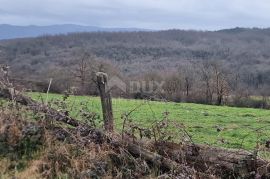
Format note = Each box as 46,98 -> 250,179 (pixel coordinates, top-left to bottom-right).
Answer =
0,0 -> 270,30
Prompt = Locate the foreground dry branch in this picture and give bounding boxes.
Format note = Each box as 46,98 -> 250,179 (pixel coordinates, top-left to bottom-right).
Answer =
0,86 -> 270,178
154,141 -> 270,178
0,87 -> 80,127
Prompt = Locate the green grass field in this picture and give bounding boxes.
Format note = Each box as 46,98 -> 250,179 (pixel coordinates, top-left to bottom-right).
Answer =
29,92 -> 270,150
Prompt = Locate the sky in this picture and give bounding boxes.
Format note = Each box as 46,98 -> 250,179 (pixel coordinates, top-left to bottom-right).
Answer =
0,0 -> 270,30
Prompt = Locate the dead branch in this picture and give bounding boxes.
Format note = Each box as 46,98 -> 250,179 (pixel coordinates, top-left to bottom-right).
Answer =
0,85 -> 269,178
0,86 -> 80,127
154,141 -> 270,178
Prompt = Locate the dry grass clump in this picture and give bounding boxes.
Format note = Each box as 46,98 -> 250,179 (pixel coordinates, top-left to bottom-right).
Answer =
37,130 -> 158,178
39,139 -> 112,178
0,104 -> 43,178
0,105 -> 43,156
0,104 -> 160,178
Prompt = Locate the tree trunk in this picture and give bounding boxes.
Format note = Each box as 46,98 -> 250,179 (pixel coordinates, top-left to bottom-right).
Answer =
217,95 -> 222,105
154,142 -> 270,178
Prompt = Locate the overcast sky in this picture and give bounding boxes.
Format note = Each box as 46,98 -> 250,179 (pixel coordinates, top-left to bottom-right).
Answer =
0,0 -> 270,30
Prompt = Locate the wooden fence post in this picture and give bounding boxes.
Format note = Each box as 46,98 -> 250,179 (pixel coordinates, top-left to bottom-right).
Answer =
96,72 -> 114,132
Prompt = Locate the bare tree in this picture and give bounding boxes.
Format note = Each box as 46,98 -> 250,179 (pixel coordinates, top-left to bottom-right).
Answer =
211,62 -> 230,105
178,63 -> 195,99
74,53 -> 90,90
73,52 -> 100,94
163,73 -> 182,101
200,62 -> 214,103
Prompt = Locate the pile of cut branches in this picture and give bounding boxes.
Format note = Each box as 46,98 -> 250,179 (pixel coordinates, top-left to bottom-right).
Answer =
0,74 -> 269,178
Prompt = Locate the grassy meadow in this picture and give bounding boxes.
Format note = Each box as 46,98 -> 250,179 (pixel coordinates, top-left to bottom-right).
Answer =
29,92 -> 270,150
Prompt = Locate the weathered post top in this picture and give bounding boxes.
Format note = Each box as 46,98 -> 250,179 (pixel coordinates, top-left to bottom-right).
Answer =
96,72 -> 108,83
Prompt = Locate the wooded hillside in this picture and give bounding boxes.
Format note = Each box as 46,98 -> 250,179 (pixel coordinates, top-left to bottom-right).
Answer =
1,28 -> 270,107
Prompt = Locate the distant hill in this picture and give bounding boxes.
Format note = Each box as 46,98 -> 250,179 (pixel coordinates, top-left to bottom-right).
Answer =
0,24 -> 148,40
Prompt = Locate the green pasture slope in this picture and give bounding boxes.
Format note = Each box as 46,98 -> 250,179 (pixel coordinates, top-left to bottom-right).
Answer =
30,92 -> 270,150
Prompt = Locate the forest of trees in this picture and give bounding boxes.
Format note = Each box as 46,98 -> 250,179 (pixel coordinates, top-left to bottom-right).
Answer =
1,27 -> 270,108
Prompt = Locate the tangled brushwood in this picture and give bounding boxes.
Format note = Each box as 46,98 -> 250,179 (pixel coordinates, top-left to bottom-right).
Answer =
0,103 -> 197,178
0,76 -> 270,178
